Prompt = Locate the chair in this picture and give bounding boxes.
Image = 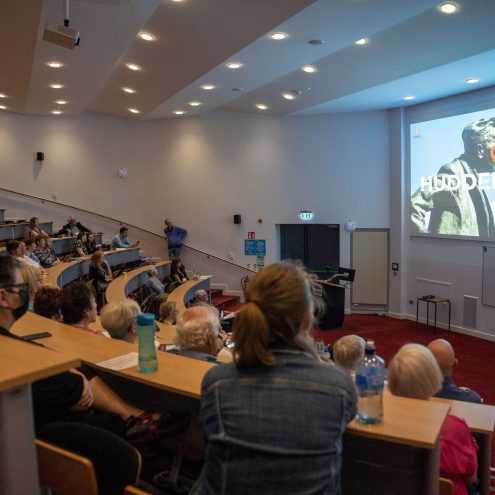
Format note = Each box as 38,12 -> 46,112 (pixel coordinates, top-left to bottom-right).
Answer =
124,486 -> 152,495
38,422 -> 142,495
439,477 -> 454,495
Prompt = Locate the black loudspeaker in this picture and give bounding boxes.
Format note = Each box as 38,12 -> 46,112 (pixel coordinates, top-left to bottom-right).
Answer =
36,152 -> 44,161
233,214 -> 242,224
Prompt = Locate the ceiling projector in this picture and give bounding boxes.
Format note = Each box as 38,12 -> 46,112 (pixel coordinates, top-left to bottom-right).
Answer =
43,22 -> 80,49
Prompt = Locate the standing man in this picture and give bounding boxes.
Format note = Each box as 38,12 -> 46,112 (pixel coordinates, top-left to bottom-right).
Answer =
411,117 -> 495,237
164,218 -> 187,260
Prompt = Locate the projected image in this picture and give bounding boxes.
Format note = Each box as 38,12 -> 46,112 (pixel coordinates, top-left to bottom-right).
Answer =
410,110 -> 495,238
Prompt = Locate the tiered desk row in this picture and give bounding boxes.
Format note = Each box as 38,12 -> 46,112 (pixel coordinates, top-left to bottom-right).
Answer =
3,243 -> 495,495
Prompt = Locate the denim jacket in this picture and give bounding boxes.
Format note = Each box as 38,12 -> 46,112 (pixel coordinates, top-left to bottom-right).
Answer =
191,346 -> 357,495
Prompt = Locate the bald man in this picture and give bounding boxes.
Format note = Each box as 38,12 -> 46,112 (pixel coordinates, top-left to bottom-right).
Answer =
427,339 -> 482,404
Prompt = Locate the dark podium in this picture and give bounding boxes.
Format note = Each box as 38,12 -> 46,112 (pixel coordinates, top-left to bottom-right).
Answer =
316,268 -> 355,330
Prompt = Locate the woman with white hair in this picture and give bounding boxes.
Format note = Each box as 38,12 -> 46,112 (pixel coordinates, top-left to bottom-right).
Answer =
388,344 -> 478,495
100,299 -> 141,343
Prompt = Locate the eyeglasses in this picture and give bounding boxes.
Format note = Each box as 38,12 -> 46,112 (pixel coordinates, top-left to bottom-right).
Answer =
0,283 -> 28,293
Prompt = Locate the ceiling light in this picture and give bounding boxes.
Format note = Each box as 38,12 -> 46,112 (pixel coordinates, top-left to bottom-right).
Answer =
201,84 -> 216,90
308,39 -> 324,45
174,110 -> 186,115
126,63 -> 141,71
355,38 -> 368,45
122,87 -> 136,94
51,110 -> 62,115
402,95 -> 415,101
55,100 -> 68,105
0,93 -> 7,98
49,83 -> 64,89
282,91 -> 297,100
255,104 -> 269,110
188,101 -> 201,107
47,61 -> 64,68
128,108 -> 140,114
225,62 -> 243,69
466,78 -> 480,84
269,32 -> 288,40
139,32 -> 155,41
438,2 -> 458,14
0,105 -> 7,110
301,65 -> 317,73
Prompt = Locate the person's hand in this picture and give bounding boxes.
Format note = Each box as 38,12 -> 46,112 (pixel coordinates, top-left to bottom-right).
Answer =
70,373 -> 94,412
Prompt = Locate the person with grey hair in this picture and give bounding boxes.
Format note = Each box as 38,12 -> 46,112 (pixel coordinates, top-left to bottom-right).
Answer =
411,117 -> 495,236
170,305 -> 223,362
332,335 -> 365,375
146,267 -> 167,302
388,344 -> 478,495
100,299 -> 141,343
194,289 -> 209,304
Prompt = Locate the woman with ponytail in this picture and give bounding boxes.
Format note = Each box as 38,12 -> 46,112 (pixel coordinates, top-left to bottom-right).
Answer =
191,262 -> 357,495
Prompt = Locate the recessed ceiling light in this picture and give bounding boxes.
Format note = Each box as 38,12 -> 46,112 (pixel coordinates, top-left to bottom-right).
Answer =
402,95 -> 415,101
174,110 -> 186,115
438,2 -> 458,14
128,108 -> 140,114
282,91 -> 297,100
201,84 -> 216,90
139,32 -> 155,41
126,63 -> 141,71
355,38 -> 368,45
225,62 -> 243,70
269,32 -> 288,40
51,110 -> 62,115
55,100 -> 68,105
0,93 -> 7,98
0,105 -> 7,110
171,0 -> 183,2
255,104 -> 269,110
188,101 -> 201,107
122,87 -> 136,94
47,61 -> 64,68
466,78 -> 480,84
49,83 -> 64,89
301,65 -> 317,73
308,39 -> 324,45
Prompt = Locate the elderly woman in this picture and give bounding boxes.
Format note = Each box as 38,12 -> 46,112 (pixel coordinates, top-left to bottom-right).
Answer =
28,216 -> 47,238
388,344 -> 478,495
333,334 -> 365,375
20,265 -> 43,311
190,262 -> 356,494
72,231 -> 89,257
146,267 -> 168,301
100,299 -> 141,343
34,235 -> 60,268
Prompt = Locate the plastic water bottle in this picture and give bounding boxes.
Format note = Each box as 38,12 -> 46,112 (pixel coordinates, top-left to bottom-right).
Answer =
355,340 -> 385,424
137,313 -> 157,373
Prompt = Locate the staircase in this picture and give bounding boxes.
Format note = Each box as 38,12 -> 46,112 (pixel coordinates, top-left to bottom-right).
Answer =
210,288 -> 241,313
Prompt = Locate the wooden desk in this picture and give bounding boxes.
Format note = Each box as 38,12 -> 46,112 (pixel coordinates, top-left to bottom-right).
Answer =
105,260 -> 170,301
168,276 -> 213,313
0,335 -> 80,495
44,247 -> 140,288
50,233 -> 103,255
0,221 -> 53,241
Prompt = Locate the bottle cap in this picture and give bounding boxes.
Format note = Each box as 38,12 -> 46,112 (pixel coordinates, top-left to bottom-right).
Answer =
137,313 -> 155,326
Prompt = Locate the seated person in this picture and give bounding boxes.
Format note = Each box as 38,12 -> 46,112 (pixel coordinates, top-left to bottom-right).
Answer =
5,239 -> 21,267
58,216 -> 90,237
388,344 -> 478,495
72,231 -> 89,257
88,251 -> 112,305
427,339 -> 483,404
159,301 -> 178,326
85,231 -> 100,254
34,235 -> 60,268
169,306 -> 224,362
194,289 -> 209,304
17,239 -> 41,268
146,268 -> 167,301
28,216 -> 48,238
34,286 -> 62,320
20,265 -> 43,311
100,299 -> 140,343
170,258 -> 188,287
332,335 -> 365,376
111,227 -> 139,249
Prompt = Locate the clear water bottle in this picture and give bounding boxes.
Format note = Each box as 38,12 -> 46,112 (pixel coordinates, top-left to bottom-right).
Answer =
355,340 -> 385,424
137,313 -> 157,373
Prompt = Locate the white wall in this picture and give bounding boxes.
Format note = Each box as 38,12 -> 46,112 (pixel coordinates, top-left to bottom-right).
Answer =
0,109 -> 390,280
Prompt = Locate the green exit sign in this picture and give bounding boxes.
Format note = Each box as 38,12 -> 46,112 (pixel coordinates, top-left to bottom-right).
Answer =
299,211 -> 313,221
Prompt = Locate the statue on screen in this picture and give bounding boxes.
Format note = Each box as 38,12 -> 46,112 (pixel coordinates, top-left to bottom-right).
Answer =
410,117 -> 495,237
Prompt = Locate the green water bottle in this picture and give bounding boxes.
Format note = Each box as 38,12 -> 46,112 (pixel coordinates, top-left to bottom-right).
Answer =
137,313 -> 157,373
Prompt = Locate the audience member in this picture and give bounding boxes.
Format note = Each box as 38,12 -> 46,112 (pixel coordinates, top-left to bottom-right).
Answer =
333,334 -> 365,375
170,306 -> 223,362
34,235 -> 60,268
111,226 -> 139,249
25,238 -> 42,264
159,301 -> 178,325
34,286 -> 62,320
170,258 -> 188,286
100,299 -> 140,343
388,344 -> 478,495
89,251 -> 112,306
59,216 -> 90,237
146,267 -> 167,301
85,231 -> 100,254
28,216 -> 48,238
427,339 -> 483,404
194,289 -> 209,304
72,231 -> 89,257
164,218 -> 187,259
20,265 -> 43,311
17,240 -> 41,268
190,262 -> 356,494
5,240 -> 21,267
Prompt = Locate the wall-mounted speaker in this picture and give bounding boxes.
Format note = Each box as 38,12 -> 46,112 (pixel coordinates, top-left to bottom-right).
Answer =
36,152 -> 44,161
233,214 -> 242,224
